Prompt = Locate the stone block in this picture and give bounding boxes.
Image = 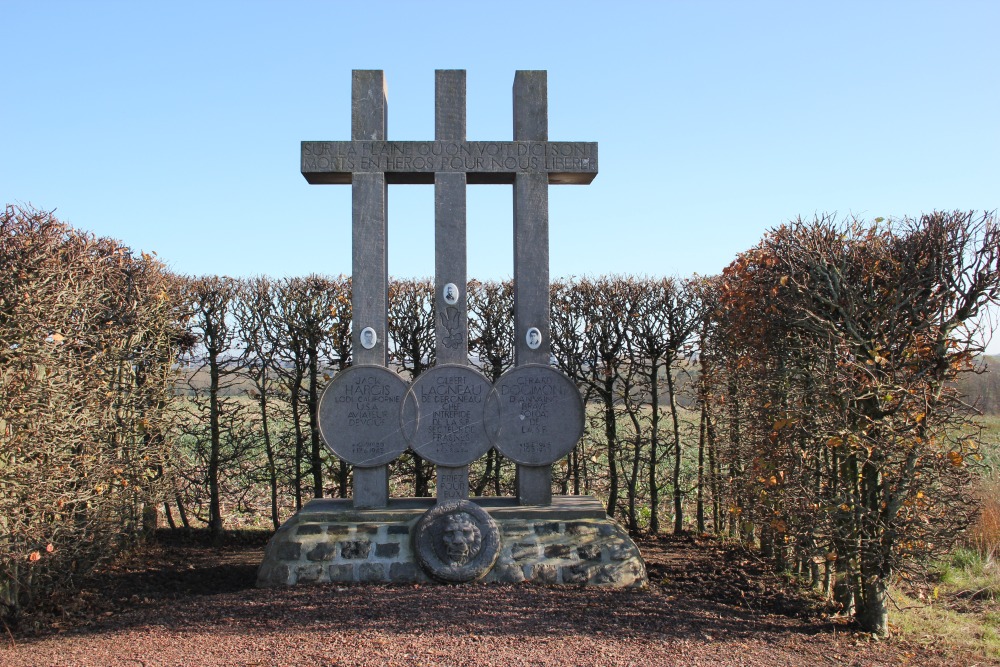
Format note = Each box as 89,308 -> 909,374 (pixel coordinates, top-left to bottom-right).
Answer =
296,524 -> 323,536
296,563 -> 325,584
577,544 -> 602,561
594,564 -> 617,585
533,522 -> 561,536
608,542 -> 633,561
532,563 -> 558,584
375,542 -> 400,558
388,524 -> 411,535
544,544 -> 571,559
327,525 -> 351,535
501,521 -> 531,538
566,522 -> 598,537
562,564 -> 591,584
359,563 -> 386,582
340,540 -> 371,559
511,542 -> 539,562
306,542 -> 336,562
491,563 -> 525,583
276,541 -> 301,561
389,562 -> 422,583
329,564 -> 354,582
598,523 -> 616,537
357,524 -> 381,535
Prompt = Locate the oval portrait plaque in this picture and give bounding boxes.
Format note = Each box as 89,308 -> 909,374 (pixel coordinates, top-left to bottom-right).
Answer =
413,499 -> 500,583
486,364 -> 584,466
401,364 -> 493,467
317,365 -> 409,467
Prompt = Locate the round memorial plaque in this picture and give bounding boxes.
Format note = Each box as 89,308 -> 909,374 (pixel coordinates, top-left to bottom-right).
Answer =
413,499 -> 500,583
317,365 -> 409,467
486,364 -> 585,466
401,364 -> 493,467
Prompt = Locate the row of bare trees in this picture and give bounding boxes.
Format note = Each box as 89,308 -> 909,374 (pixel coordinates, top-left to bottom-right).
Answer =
169,273 -> 709,542
5,202 -> 996,636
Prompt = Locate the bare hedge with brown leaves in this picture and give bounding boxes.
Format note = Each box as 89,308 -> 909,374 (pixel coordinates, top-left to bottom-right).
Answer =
0,205 -> 184,621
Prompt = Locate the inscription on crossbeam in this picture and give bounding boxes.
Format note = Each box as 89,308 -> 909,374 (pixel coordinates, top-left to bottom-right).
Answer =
302,141 -> 598,184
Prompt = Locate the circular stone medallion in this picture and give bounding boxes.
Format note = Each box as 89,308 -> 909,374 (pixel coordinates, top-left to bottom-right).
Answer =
413,499 -> 500,583
486,364 -> 585,466
401,364 -> 493,467
317,365 -> 409,467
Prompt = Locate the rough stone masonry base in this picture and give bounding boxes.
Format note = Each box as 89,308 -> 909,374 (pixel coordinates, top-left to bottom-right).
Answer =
257,496 -> 646,588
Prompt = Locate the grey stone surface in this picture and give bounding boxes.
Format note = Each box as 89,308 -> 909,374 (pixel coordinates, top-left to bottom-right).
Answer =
434,70 -> 468,366
544,544 -> 572,559
512,71 -> 554,506
301,70 -> 598,509
517,465 -> 552,506
562,564 -> 591,584
306,542 -> 336,561
609,542 -> 634,561
340,540 -> 371,559
492,563 -> 526,583
389,562 -> 423,583
354,466 -> 390,509
359,563 -> 386,582
413,499 -> 500,583
433,70 -> 474,506
533,522 -> 561,536
296,563 -> 324,584
436,465 -> 469,501
402,364 -> 492,467
532,563 -> 558,584
488,364 -> 584,466
296,524 -> 322,536
257,496 -> 646,589
301,141 -> 597,185
347,70 -> 391,508
318,365 -> 409,467
510,542 -> 539,562
375,542 -> 400,558
566,522 -> 599,537
276,542 -> 301,561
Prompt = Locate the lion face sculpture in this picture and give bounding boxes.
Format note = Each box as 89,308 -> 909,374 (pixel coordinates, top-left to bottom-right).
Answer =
439,512 -> 482,566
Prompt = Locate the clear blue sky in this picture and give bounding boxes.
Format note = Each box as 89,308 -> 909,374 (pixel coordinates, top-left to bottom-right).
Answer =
3,1 -> 998,350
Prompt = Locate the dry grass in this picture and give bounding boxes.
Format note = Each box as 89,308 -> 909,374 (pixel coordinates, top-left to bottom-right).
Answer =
970,478 -> 1000,563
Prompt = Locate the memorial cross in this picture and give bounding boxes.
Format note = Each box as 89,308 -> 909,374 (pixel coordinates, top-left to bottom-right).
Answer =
307,70 -> 597,508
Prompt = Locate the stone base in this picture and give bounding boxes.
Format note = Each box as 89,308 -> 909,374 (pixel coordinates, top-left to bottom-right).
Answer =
256,496 -> 646,588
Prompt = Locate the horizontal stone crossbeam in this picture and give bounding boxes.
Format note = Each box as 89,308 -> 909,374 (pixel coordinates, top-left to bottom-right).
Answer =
301,140 -> 598,185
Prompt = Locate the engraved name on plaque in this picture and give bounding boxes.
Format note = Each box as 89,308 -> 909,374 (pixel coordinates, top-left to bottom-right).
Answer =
401,364 -> 493,468
318,365 -> 409,468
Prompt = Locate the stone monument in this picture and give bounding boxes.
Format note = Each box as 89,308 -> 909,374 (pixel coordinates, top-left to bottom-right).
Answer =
257,70 -> 646,587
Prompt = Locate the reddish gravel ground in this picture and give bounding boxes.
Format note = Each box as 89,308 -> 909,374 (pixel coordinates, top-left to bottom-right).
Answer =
0,531 -> 988,666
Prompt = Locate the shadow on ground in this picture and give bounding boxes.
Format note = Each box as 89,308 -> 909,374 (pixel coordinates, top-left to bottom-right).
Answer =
15,529 -> 843,644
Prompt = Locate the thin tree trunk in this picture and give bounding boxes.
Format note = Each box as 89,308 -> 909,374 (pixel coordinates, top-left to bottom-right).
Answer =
308,347 -> 323,498
258,392 -> 279,530
207,336 -> 223,545
603,379 -> 619,518
666,363 -> 684,533
163,501 -> 176,530
696,397 -> 707,533
648,362 -> 661,534
174,492 -> 191,530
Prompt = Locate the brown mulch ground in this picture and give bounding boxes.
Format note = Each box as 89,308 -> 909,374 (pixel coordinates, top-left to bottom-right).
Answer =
0,531 -> 989,667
